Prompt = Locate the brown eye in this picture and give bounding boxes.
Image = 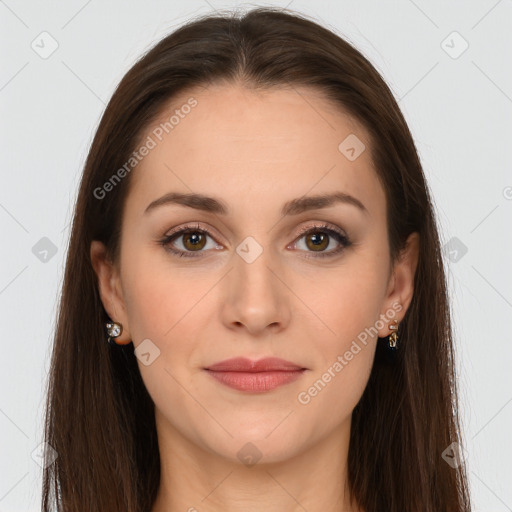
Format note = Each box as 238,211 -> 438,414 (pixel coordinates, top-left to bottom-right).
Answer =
160,224 -> 223,258
292,225 -> 351,259
305,232 -> 329,252
181,231 -> 207,251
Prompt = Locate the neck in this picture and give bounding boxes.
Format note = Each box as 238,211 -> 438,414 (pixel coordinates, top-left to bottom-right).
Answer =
151,409 -> 363,512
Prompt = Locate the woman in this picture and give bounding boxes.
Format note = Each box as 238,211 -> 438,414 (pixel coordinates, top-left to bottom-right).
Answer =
41,7 -> 471,511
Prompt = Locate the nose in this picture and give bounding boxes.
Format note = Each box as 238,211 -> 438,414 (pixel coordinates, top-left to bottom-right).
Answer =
220,242 -> 291,336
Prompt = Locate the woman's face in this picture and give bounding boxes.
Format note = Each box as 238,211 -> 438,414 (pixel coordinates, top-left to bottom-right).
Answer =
92,83 -> 417,464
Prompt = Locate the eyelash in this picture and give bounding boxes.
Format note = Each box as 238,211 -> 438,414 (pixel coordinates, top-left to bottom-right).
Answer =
158,222 -> 352,259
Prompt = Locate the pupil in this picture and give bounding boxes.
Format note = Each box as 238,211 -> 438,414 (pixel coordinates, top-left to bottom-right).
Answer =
311,233 -> 324,245
189,233 -> 200,244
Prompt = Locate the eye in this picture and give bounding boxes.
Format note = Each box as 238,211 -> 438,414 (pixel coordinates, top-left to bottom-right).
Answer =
159,223 -> 223,258
290,223 -> 351,259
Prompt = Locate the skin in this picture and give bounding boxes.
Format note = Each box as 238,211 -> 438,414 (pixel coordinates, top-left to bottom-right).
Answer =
91,82 -> 419,512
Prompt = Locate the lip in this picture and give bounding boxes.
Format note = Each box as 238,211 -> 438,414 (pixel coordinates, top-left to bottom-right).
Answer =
205,357 -> 305,372
204,357 -> 307,392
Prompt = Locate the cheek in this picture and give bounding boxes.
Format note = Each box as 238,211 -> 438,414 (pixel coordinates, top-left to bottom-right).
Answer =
297,252 -> 389,350
293,255 -> 388,412
121,252 -> 207,344
294,344 -> 374,445
292,281 -> 381,433
120,255 -> 216,397
120,263 -> 208,415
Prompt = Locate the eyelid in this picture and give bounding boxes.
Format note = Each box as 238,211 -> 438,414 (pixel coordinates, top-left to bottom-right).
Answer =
164,221 -> 347,242
291,221 -> 348,240
164,222 -> 225,245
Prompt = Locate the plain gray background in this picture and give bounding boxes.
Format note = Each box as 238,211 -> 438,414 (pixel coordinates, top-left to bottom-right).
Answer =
1,0 -> 511,510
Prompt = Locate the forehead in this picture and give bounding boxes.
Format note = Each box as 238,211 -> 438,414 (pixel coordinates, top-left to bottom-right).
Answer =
126,82 -> 384,216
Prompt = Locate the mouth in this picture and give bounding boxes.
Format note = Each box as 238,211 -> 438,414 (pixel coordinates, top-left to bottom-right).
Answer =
203,357 -> 307,393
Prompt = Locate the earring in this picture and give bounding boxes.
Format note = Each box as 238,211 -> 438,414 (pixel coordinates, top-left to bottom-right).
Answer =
106,321 -> 123,345
388,320 -> 399,349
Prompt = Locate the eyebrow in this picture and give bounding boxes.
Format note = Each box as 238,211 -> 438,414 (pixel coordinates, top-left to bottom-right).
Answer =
144,191 -> 368,216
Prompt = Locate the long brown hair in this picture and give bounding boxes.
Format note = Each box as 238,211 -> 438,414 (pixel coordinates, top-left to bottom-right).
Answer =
42,7 -> 471,511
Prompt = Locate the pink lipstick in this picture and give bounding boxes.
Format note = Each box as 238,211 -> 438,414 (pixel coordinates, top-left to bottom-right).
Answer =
204,357 -> 306,392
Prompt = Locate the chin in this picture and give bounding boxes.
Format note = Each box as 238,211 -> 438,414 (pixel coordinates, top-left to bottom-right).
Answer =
210,430 -> 305,466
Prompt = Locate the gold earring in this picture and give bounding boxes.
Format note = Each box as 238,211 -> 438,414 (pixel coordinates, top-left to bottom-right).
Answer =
388,320 -> 399,349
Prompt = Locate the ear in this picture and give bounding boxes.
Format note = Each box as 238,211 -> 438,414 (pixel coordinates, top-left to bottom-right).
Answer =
90,240 -> 132,344
378,232 -> 419,337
